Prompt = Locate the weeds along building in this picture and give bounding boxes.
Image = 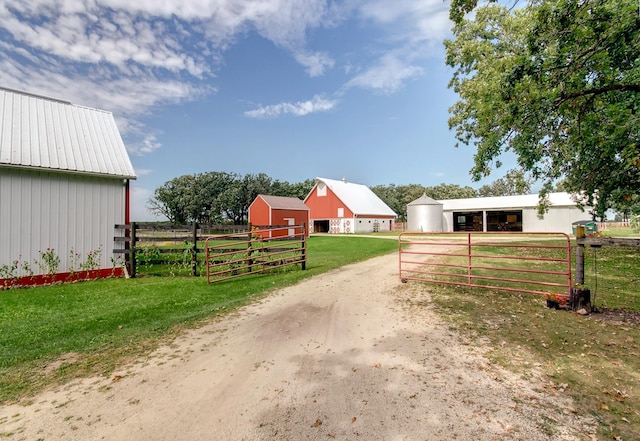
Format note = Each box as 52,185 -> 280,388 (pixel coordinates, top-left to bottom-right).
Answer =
0,87 -> 136,285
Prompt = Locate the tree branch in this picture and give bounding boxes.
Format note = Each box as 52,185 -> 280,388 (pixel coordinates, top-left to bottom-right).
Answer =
558,84 -> 640,104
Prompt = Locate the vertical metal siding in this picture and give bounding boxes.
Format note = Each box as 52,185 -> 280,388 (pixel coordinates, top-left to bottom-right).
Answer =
0,92 -> 8,163
0,168 -> 124,275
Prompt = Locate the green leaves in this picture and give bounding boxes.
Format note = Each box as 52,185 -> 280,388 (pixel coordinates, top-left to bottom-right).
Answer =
446,0 -> 640,218
148,172 -> 314,224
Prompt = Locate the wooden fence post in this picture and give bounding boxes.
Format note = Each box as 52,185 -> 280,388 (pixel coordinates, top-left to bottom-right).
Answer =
192,221 -> 198,277
575,245 -> 584,285
575,226 -> 585,285
130,222 -> 137,278
247,228 -> 253,273
301,223 -> 306,271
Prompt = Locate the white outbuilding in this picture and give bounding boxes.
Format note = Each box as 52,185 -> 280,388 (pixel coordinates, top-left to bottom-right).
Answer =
0,87 -> 136,285
439,192 -> 590,234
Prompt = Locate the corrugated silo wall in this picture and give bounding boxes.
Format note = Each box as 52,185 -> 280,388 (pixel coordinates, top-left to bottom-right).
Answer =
407,204 -> 443,232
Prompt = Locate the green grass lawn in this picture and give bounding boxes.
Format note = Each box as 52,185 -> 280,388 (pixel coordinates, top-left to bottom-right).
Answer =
598,227 -> 638,238
3,230 -> 639,439
0,236 -> 397,404
427,283 -> 640,441
416,240 -> 640,440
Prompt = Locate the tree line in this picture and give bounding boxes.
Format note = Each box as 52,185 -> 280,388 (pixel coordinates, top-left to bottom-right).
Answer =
147,172 -> 315,224
147,170 -> 533,224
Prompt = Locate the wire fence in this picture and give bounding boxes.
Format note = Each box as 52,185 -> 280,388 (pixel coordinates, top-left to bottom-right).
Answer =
580,244 -> 640,311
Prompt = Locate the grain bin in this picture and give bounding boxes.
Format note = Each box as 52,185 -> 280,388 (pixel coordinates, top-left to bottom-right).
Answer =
407,194 -> 443,232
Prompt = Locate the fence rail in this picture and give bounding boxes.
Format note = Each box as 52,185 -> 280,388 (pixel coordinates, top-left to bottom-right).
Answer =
114,223 -> 271,278
205,225 -> 306,284
399,232 -> 573,298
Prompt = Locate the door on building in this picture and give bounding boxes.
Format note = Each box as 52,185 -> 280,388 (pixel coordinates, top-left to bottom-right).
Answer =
314,220 -> 329,232
284,218 -> 295,236
486,210 -> 523,232
453,211 -> 483,231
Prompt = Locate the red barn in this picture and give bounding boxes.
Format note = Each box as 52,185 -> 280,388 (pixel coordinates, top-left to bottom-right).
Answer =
248,194 -> 310,237
304,177 -> 396,233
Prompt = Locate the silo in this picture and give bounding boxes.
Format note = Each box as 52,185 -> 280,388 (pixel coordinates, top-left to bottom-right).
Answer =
407,194 -> 443,232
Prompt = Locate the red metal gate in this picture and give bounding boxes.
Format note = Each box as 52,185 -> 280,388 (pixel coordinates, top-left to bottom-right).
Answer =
399,232 -> 572,299
205,225 -> 306,284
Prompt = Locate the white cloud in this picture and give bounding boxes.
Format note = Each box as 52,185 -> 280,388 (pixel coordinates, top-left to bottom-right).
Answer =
358,0 -> 451,42
343,52 -> 423,95
134,168 -> 153,176
0,57 -> 208,123
0,0 -> 344,150
294,51 -> 335,77
245,95 -> 337,118
0,0 -> 451,153
128,135 -> 163,156
0,4 -> 210,77
1,0 -> 352,78
335,0 -> 449,96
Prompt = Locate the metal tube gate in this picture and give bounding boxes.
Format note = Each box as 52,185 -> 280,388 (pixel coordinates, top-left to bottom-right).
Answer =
399,232 -> 572,299
205,225 -> 306,284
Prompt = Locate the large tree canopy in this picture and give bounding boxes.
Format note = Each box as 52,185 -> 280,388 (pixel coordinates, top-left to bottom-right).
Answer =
446,0 -> 640,217
477,168 -> 532,197
148,172 -> 314,224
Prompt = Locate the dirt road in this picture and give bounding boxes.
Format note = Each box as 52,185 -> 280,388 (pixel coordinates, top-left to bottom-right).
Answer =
1,252 -> 590,440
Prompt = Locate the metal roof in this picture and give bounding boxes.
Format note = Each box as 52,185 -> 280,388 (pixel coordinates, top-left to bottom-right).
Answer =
408,194 -> 442,206
439,192 -> 580,211
258,194 -> 309,210
0,87 -> 136,179
313,177 -> 397,216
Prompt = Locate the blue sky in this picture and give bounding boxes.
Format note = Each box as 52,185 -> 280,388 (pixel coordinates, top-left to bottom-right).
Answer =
0,0 -> 509,220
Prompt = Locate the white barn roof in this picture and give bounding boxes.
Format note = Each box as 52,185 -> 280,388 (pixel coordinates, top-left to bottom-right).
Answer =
314,177 -> 396,216
438,192 -> 579,211
0,87 -> 136,179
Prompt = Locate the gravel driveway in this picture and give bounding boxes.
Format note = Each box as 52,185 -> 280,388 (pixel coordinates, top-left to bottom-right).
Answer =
0,252 -> 589,440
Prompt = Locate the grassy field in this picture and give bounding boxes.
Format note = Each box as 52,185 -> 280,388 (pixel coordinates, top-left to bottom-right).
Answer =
2,229 -> 639,439
0,236 -> 397,404
598,226 -> 638,238
422,241 -> 640,440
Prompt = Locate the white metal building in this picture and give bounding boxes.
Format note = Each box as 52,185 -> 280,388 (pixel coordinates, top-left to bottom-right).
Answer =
0,87 -> 136,280
439,192 -> 590,234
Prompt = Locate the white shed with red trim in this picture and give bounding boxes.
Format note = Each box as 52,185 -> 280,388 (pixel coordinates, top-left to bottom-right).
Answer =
0,87 -> 136,286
